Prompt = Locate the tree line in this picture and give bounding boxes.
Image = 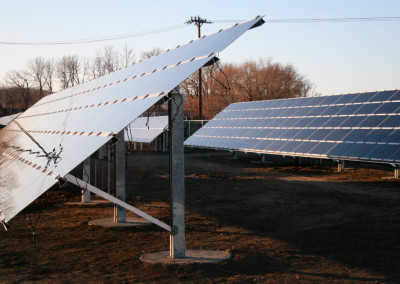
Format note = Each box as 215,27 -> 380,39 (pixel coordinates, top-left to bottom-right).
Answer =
0,45 -> 315,118
182,58 -> 315,119
0,45 -> 160,113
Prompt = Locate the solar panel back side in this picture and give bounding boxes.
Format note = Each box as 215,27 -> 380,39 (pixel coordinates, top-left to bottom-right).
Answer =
125,116 -> 168,143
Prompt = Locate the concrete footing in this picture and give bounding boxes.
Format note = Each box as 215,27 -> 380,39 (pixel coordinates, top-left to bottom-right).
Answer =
88,217 -> 152,228
140,249 -> 232,264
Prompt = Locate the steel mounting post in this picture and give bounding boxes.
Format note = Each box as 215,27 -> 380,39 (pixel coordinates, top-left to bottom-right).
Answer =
169,88 -> 185,258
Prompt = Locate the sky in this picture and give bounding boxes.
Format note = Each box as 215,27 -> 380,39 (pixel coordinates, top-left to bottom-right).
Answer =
0,0 -> 399,96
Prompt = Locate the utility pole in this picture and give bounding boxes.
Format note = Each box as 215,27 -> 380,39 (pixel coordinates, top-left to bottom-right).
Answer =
186,16 -> 212,120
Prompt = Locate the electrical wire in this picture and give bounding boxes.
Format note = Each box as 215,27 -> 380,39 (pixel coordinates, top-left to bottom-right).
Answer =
266,16 -> 400,23
209,61 -> 231,91
167,93 -> 183,131
24,211 -> 40,248
0,23 -> 187,46
212,16 -> 400,24
2,16 -> 398,46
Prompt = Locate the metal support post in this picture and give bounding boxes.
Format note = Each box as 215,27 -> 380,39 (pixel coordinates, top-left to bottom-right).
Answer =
169,89 -> 185,258
338,160 -> 345,172
394,165 -> 399,179
82,157 -> 91,203
93,151 -> 98,188
163,131 -> 167,153
232,151 -> 238,160
98,145 -> 107,190
107,144 -> 111,194
114,130 -> 126,223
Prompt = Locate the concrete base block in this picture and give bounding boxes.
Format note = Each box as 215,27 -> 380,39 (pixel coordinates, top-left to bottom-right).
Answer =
64,200 -> 111,206
88,217 -> 152,228
140,249 -> 232,264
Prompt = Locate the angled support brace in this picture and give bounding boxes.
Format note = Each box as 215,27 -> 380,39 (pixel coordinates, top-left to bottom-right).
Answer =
64,174 -> 171,232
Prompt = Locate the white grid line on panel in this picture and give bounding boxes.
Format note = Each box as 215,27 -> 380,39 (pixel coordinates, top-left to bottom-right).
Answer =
215,112 -> 400,120
30,53 -> 214,109
225,90 -> 400,111
223,100 -> 400,113
202,126 -> 399,130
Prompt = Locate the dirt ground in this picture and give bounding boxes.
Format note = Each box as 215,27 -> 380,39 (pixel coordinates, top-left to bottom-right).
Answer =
0,150 -> 399,283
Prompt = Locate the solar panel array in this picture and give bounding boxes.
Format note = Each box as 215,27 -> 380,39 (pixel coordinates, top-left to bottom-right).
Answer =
0,113 -> 21,126
0,16 -> 264,224
185,90 -> 400,163
125,116 -> 168,143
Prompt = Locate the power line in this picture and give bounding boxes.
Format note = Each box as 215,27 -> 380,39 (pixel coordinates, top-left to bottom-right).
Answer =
268,16 -> 400,23
1,16 -> 398,46
213,16 -> 400,24
0,23 -> 187,46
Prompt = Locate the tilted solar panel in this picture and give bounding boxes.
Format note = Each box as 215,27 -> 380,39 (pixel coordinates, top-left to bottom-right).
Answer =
0,113 -> 21,126
0,16 -> 265,224
185,90 -> 400,163
124,116 -> 168,143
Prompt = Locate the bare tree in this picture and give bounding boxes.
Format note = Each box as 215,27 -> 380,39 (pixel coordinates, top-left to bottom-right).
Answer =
56,57 -> 69,90
118,45 -> 135,68
140,47 -> 164,60
28,57 -> 47,99
80,57 -> 92,83
0,85 -> 8,115
96,45 -> 119,74
183,58 -> 315,119
56,55 -> 81,90
44,59 -> 55,93
5,70 -> 33,109
86,45 -> 123,80
89,56 -> 105,80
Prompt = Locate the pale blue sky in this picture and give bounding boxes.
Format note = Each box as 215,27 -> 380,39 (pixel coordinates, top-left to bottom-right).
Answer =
0,0 -> 399,95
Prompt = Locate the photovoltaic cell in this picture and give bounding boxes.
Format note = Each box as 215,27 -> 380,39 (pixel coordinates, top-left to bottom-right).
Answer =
185,90 -> 400,163
0,16 -> 265,224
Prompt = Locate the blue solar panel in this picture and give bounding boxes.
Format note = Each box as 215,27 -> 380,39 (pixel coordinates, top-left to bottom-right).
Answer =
185,90 -> 400,163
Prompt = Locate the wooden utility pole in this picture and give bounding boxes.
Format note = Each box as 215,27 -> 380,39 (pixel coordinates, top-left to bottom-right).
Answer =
186,16 -> 212,120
